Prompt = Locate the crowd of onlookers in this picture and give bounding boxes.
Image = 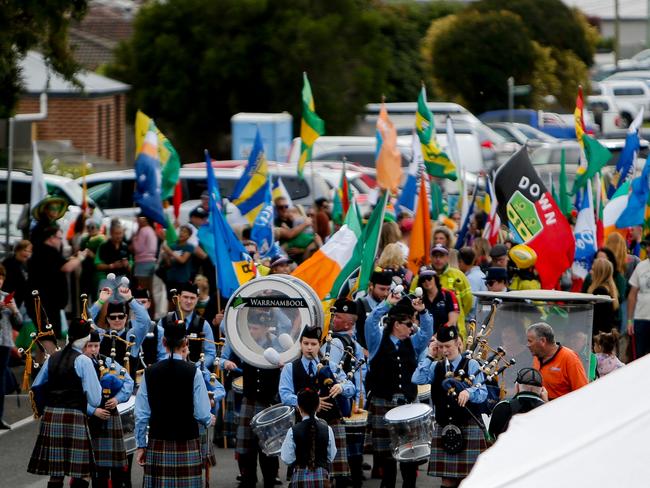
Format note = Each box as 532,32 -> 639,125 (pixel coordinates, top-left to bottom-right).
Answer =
0,190 -> 649,431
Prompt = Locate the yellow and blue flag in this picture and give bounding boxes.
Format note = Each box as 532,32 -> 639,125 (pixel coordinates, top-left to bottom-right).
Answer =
231,129 -> 268,223
199,149 -> 255,297
133,125 -> 167,227
250,177 -> 276,257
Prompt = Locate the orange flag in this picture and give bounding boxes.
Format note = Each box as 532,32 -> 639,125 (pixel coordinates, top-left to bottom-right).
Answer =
376,103 -> 403,193
407,172 -> 432,274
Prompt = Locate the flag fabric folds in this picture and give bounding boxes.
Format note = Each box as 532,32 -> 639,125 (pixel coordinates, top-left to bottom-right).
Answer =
407,172 -> 432,274
231,129 -> 269,223
376,103 -> 403,193
483,175 -> 501,246
133,126 -> 168,227
571,180 -> 598,283
272,177 -> 293,208
416,86 -> 457,181
494,148 -> 575,288
292,203 -> 362,300
135,110 -> 181,200
250,178 -> 275,257
455,185 -> 479,250
198,150 -> 255,297
603,181 -> 630,238
609,107 -> 644,197
395,132 -> 422,215
558,148 -> 571,217
616,158 -> 650,229
331,162 -> 353,226
357,191 -> 389,293
298,73 -> 325,178
30,142 -> 47,211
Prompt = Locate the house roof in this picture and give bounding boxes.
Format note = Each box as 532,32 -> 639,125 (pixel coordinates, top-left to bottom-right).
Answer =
19,51 -> 130,97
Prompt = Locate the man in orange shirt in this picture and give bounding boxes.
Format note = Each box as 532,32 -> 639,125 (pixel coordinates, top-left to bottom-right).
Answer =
526,322 -> 588,400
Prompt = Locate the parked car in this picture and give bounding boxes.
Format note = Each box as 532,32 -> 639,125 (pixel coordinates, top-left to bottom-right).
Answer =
486,122 -> 558,149
80,164 -> 330,228
479,109 -> 597,139
597,80 -> 650,120
585,94 -> 630,134
0,169 -> 104,253
604,70 -> 650,87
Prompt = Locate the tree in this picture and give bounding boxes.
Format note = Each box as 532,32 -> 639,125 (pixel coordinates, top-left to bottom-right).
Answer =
0,1 -> 88,118
471,0 -> 596,67
425,10 -> 538,114
108,0 -> 391,160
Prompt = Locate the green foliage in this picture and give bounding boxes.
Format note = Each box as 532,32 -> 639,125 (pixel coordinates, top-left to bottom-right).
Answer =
0,0 -> 88,118
107,0 -> 392,160
427,10 -> 538,114
471,0 -> 595,67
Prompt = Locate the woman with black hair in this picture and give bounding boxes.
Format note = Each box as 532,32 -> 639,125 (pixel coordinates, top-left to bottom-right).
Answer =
280,388 -> 337,487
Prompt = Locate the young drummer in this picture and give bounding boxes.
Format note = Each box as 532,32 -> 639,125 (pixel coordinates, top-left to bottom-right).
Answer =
280,388 -> 337,487
28,318 -> 102,488
411,324 -> 488,488
280,326 -> 356,487
83,330 -> 134,488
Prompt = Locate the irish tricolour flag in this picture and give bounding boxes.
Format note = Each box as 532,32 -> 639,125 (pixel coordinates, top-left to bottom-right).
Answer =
292,204 -> 362,299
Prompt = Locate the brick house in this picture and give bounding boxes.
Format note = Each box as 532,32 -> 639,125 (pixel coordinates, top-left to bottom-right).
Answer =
13,51 -> 130,165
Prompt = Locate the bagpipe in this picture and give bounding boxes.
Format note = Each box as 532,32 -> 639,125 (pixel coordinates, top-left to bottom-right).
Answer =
21,290 -> 60,418
442,299 -> 516,415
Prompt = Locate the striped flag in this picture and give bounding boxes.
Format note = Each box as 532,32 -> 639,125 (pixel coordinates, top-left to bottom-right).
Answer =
298,73 -> 325,178
609,107 -> 644,197
231,129 -> 269,223
603,181 -> 630,238
331,162 -> 352,226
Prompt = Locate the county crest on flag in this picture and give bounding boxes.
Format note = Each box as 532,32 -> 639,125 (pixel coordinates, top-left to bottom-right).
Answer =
494,148 -> 575,289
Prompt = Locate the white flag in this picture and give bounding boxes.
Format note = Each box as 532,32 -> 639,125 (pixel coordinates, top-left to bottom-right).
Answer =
30,141 -> 47,210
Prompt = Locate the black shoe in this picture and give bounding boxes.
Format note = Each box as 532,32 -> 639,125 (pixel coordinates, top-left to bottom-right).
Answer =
0,420 -> 11,430
274,477 -> 282,486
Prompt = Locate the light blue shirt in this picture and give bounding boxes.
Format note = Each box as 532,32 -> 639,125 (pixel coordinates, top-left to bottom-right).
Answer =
328,335 -> 367,403
156,312 -> 216,368
364,302 -> 434,361
411,354 -> 488,404
279,356 -> 355,407
465,266 -> 487,322
280,415 -> 337,465
32,345 -> 102,410
90,299 -> 151,359
86,356 -> 134,416
201,368 -> 226,414
134,353 -> 213,448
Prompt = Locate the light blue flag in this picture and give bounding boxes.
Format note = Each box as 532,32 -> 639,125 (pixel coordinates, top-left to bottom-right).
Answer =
250,177 -> 275,257
609,109 -> 643,198
616,158 -> 650,228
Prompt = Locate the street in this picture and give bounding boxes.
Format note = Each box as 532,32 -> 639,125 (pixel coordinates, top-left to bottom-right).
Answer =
0,393 -> 438,488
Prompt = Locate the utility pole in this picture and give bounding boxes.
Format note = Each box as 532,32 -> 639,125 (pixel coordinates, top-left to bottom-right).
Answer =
647,0 -> 650,49
508,77 -> 514,123
614,0 -> 620,66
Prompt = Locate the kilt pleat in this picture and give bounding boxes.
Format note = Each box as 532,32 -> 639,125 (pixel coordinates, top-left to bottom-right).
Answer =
290,467 -> 331,488
236,398 -> 269,455
224,388 -> 240,439
89,409 -> 128,469
427,422 -> 487,479
28,407 -> 94,479
199,425 -> 216,467
143,438 -> 203,488
366,397 -> 404,456
329,421 -> 350,478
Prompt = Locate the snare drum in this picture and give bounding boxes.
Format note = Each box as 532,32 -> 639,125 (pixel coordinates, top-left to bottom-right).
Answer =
117,395 -> 137,454
343,410 -> 368,427
344,410 -> 368,457
417,384 -> 431,403
384,403 -> 433,462
232,376 -> 244,395
250,404 -> 295,456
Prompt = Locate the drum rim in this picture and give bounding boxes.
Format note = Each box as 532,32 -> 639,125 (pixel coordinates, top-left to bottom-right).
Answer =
117,395 -> 136,413
251,404 -> 295,426
384,402 -> 432,422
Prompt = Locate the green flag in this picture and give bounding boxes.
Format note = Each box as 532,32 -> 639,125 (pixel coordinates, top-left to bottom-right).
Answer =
160,138 -> 181,200
559,148 -> 571,217
328,204 -> 363,298
357,191 -> 389,293
298,73 -> 325,178
331,163 -> 353,226
430,181 -> 444,220
571,135 -> 612,194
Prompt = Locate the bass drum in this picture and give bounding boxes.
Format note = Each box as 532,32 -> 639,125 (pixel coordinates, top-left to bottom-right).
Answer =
224,275 -> 324,369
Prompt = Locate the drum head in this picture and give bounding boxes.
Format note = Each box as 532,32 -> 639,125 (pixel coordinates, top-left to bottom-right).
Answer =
384,403 -> 431,423
117,395 -> 136,414
225,276 -> 324,369
252,404 -> 294,426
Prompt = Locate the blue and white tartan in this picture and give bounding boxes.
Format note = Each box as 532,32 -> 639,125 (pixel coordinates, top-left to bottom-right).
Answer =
290,467 -> 331,488
89,409 -> 128,469
28,407 -> 94,479
329,421 -> 350,478
366,395 -> 407,456
236,398 -> 270,455
428,422 -> 487,479
143,437 -> 203,488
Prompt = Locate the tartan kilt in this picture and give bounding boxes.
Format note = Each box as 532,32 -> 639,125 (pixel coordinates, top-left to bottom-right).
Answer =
366,396 -> 403,456
144,437 -> 203,488
199,424 -> 216,467
89,409 -> 128,469
329,421 -> 350,478
224,388 -> 240,438
28,407 -> 94,479
428,422 -> 487,479
290,467 -> 331,488
236,398 -> 270,455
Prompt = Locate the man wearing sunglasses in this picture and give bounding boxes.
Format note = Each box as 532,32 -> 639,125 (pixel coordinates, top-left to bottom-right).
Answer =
363,292 -> 433,488
485,267 -> 509,293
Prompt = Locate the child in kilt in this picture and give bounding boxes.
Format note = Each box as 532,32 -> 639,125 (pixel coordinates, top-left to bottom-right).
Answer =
83,330 -> 134,488
280,388 -> 337,488
27,318 -> 103,488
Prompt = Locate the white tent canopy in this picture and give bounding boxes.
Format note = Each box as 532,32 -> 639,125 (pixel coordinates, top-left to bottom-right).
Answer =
461,354 -> 650,487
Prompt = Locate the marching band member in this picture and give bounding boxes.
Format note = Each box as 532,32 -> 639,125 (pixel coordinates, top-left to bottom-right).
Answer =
221,310 -> 282,488
280,387 -> 338,488
280,326 -> 355,487
156,282 -> 216,368
411,324 -> 488,488
328,297 -> 366,488
90,285 -> 151,376
82,330 -> 134,488
28,318 -> 102,488
135,315 -> 214,487
364,293 -> 433,488
355,270 -> 393,349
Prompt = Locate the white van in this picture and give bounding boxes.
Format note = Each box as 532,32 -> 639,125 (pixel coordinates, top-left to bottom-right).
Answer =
598,80 -> 650,120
